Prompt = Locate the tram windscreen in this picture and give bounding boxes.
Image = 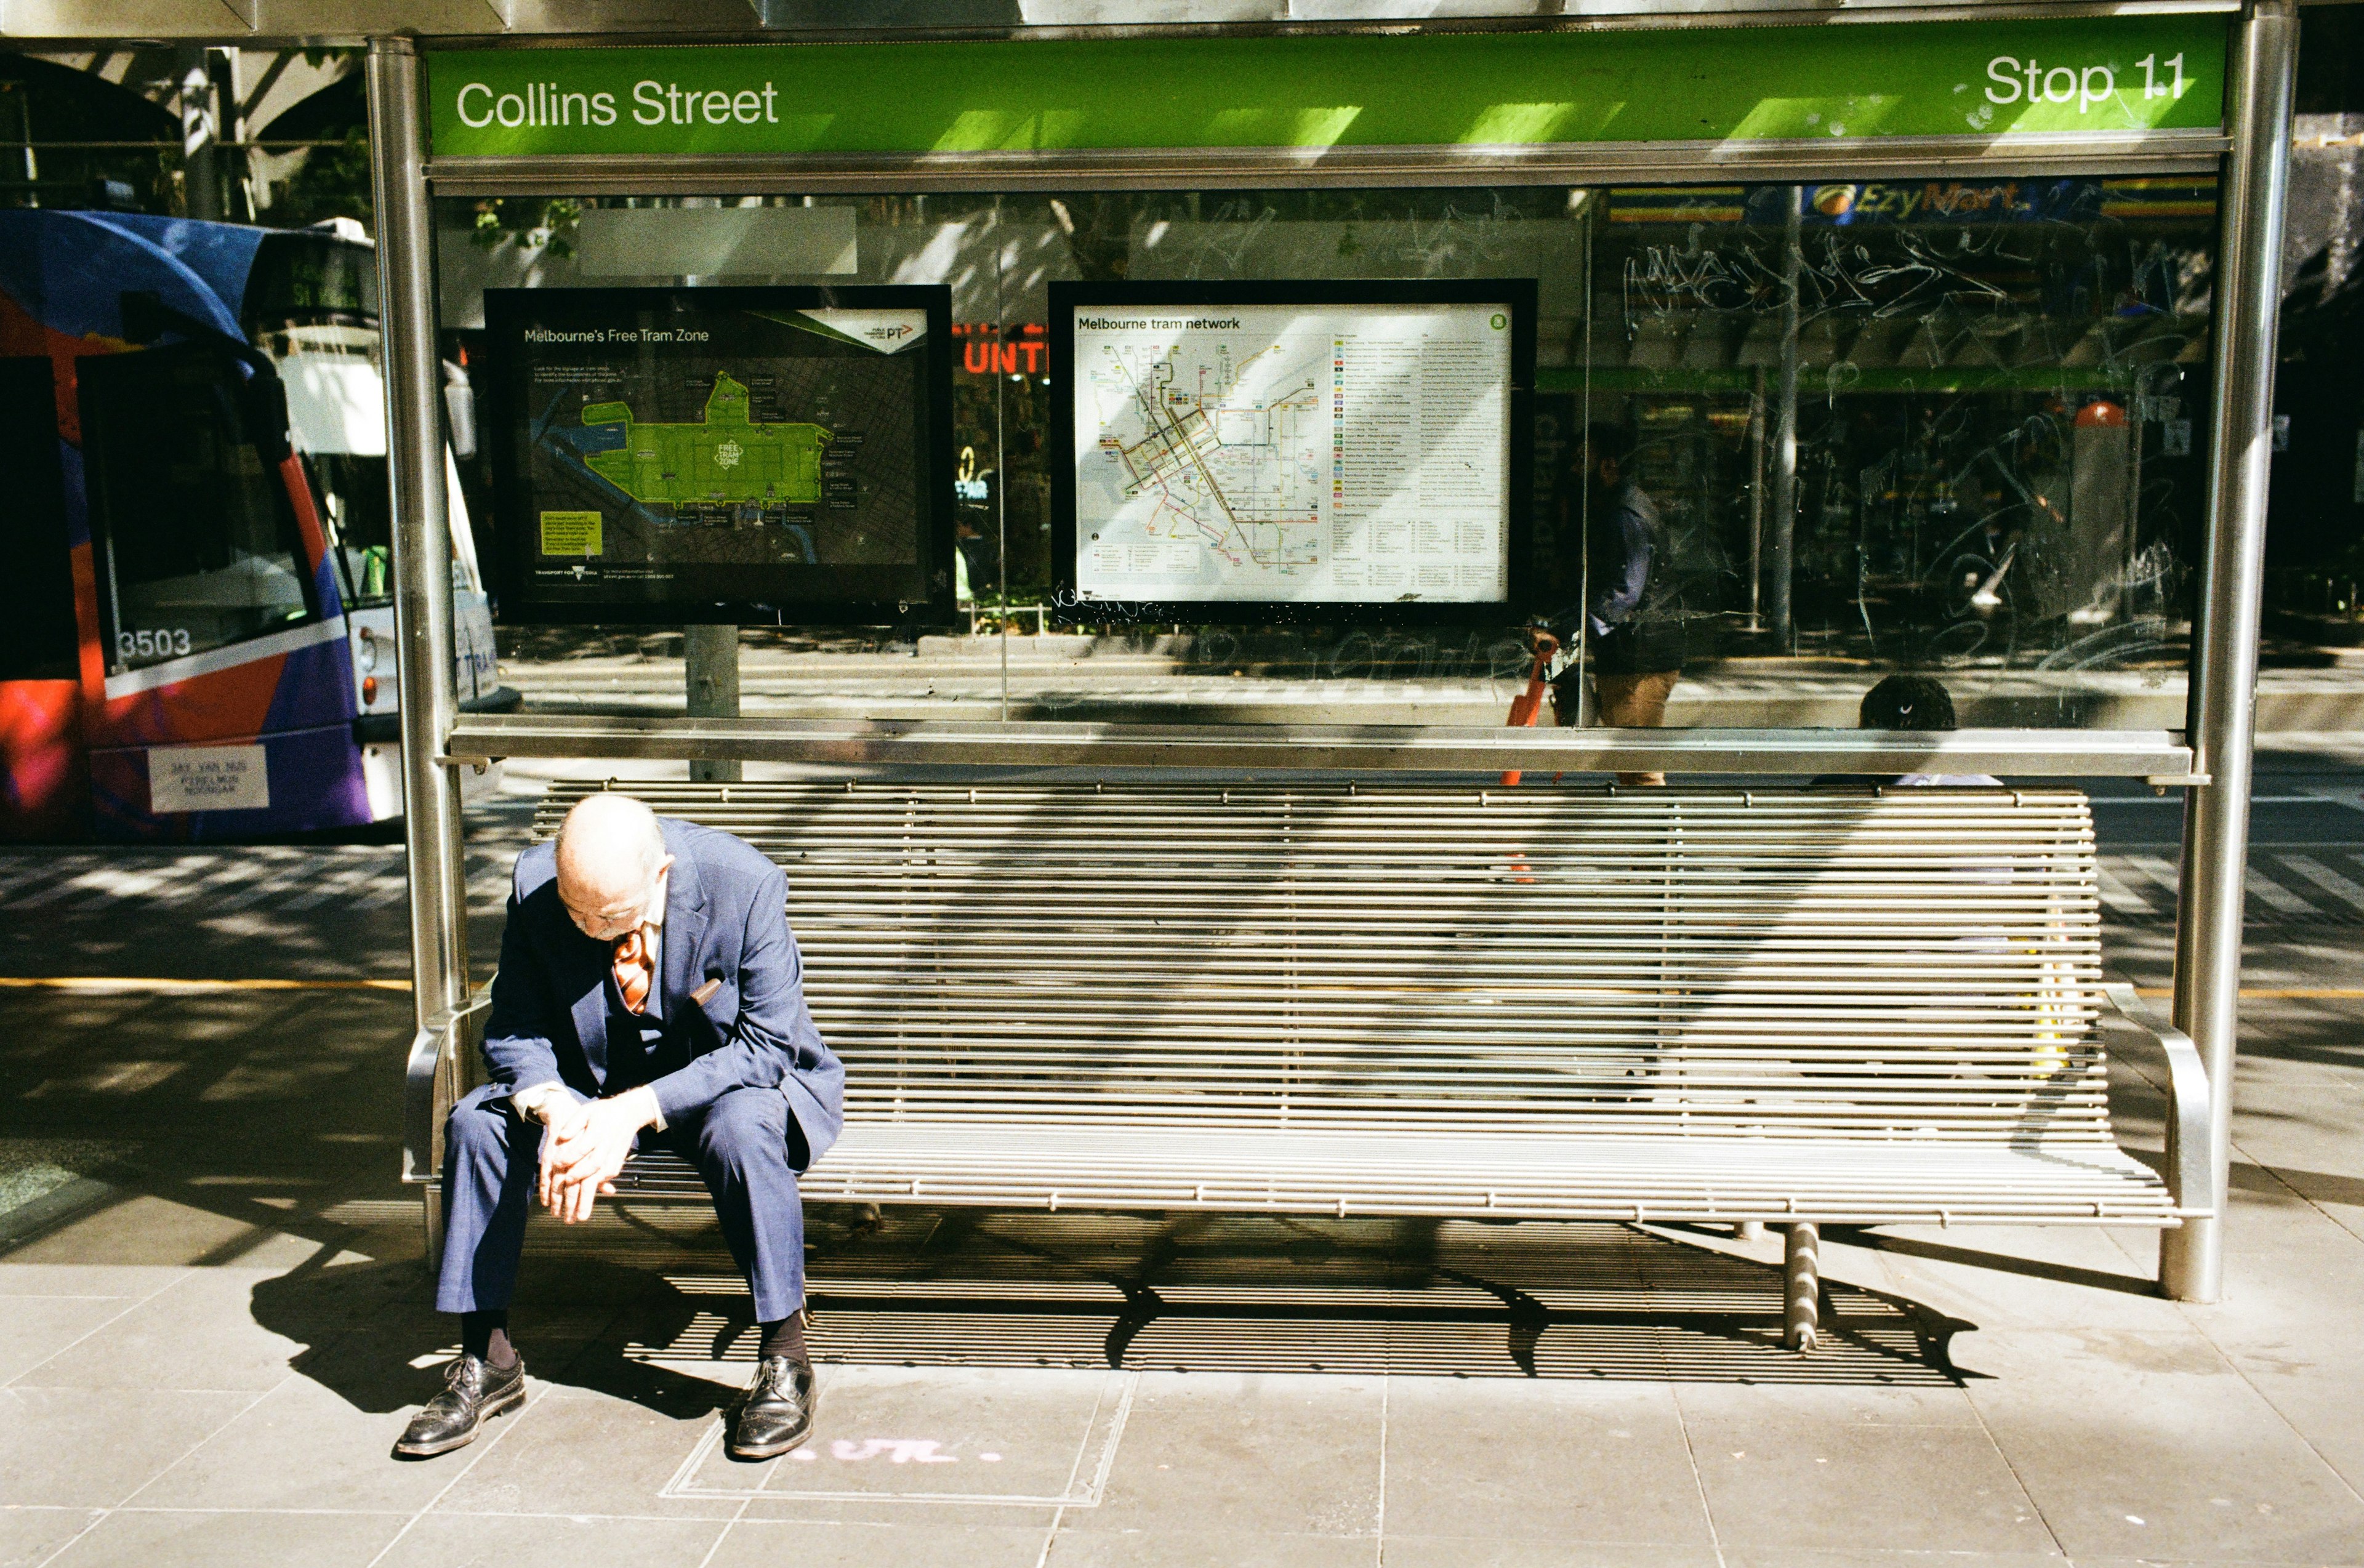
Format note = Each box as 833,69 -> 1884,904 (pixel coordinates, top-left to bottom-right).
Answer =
0,356 -> 79,681
483,286 -> 954,627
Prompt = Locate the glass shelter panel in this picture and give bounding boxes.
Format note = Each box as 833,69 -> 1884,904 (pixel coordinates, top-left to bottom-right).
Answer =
1589,177 -> 2217,726
438,179 -> 2214,736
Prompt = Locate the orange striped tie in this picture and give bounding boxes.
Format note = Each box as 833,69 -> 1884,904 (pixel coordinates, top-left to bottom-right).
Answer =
612,928 -> 653,1015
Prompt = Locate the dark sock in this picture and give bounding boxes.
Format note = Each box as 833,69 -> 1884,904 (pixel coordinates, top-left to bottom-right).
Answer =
460,1309 -> 517,1370
759,1311 -> 807,1362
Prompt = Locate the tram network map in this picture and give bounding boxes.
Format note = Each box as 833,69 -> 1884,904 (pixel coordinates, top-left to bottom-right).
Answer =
1070,300 -> 1514,605
488,289 -> 944,621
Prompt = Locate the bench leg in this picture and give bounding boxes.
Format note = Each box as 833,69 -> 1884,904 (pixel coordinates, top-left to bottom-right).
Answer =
1735,1221 -> 1766,1243
1783,1223 -> 1820,1353
423,1186 -> 446,1278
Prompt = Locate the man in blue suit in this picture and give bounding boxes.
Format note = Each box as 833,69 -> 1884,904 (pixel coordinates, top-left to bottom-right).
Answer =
396,792 -> 843,1461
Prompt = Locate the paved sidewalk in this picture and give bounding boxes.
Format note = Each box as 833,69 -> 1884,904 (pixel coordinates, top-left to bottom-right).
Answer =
4,762 -> 2363,1567
2,941 -> 2361,1567
495,626 -> 2364,731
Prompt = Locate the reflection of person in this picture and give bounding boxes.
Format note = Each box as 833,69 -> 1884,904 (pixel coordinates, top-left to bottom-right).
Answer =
1550,423 -> 1682,787
398,794 -> 845,1462
1817,675 -> 2001,788
954,516 -> 995,604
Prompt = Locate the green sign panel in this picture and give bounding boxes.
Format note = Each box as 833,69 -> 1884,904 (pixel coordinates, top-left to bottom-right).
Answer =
427,15 -> 2224,160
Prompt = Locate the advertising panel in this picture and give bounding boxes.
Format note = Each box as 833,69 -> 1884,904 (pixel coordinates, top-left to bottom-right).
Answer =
1053,281 -> 1535,625
483,286 -> 954,626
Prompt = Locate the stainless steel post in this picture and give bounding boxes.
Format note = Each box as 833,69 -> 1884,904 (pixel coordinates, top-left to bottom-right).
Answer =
177,47 -> 221,222
1747,365 -> 1767,632
685,625 -> 744,784
2163,0 -> 2298,1303
367,38 -> 470,1032
1766,188 -> 1803,649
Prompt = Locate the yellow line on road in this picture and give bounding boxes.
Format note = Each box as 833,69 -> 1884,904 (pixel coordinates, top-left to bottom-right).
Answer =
0,976 -> 412,992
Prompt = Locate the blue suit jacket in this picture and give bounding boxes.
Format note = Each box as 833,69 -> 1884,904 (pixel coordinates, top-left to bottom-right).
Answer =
481,817 -> 844,1168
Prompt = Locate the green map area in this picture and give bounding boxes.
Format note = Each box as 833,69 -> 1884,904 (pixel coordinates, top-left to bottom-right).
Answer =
582,372 -> 831,505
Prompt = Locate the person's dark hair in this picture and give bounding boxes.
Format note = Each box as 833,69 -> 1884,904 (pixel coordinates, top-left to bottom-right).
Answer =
1583,421 -> 1633,472
1859,674 -> 1957,731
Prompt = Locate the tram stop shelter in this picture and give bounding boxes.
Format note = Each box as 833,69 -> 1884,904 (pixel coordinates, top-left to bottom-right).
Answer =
12,0 -> 2317,1317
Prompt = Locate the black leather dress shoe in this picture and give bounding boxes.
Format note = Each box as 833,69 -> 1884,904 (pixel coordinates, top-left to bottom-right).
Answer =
728,1355 -> 817,1459
393,1354 -> 527,1458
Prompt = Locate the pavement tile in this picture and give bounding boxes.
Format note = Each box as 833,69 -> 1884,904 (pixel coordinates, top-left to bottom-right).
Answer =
375,1511 -> 728,1568
1062,1372 -> 1382,1538
673,1365 -> 1127,1506
1681,1417 -> 2056,1556
1857,1226 -> 2184,1333
1045,1527 -> 1376,1566
710,1518 -> 1051,1567
1962,1330 -> 2364,1564
2205,1360 -> 2364,1495
0,1297 -> 141,1385
0,1266 -> 187,1299
0,1197 -> 290,1269
736,1497 -> 1063,1528
1380,1541 -> 1719,1568
1716,1554 -> 2067,1568
15,1269 -> 317,1392
427,1383 -> 743,1521
0,1388 -> 257,1508
42,1508 -> 407,1567
1380,1378 -> 1715,1550
129,1374 -> 475,1514
1665,1383 -> 1982,1429
0,1507 -> 102,1568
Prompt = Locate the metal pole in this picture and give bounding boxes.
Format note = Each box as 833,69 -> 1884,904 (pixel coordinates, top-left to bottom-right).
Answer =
686,625 -> 744,783
1747,364 -> 1767,632
367,37 -> 469,1032
177,48 -> 220,222
2163,0 -> 2298,1303
1766,188 -> 1803,649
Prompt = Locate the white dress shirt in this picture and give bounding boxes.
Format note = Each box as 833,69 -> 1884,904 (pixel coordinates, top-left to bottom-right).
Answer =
512,919 -> 665,1131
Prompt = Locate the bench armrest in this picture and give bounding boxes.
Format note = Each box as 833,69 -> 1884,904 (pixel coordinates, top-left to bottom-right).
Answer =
403,984 -> 494,1186
2102,983 -> 2214,1219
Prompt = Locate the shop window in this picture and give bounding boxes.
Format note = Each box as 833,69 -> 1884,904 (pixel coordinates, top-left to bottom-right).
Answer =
1591,177 -> 2216,686
78,342 -> 318,674
440,180 -> 2218,730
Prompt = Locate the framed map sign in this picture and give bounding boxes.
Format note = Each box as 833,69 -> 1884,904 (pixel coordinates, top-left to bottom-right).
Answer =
1052,279 -> 1535,625
483,285 -> 954,626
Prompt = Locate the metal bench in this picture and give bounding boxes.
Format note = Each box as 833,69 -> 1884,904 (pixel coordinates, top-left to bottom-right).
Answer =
407,779 -> 2208,1351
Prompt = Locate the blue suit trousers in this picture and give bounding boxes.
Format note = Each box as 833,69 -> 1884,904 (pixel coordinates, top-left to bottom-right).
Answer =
435,1082 -> 806,1322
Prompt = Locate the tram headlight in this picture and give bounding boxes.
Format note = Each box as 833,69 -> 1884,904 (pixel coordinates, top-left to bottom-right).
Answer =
356,627 -> 379,673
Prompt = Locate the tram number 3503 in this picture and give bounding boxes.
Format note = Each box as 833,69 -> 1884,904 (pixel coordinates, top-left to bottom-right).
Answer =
119,629 -> 195,660
1985,52 -> 2189,113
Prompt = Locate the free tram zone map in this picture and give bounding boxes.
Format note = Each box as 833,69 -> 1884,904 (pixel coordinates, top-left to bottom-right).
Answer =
485,288 -> 948,623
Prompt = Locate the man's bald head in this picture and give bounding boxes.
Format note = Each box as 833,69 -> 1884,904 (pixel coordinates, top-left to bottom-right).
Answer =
553,794 -> 672,941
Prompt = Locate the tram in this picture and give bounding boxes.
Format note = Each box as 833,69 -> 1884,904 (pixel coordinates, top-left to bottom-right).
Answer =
0,209 -> 507,840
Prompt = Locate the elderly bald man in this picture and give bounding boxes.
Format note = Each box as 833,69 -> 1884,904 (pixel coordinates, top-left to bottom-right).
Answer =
398,793 -> 843,1461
